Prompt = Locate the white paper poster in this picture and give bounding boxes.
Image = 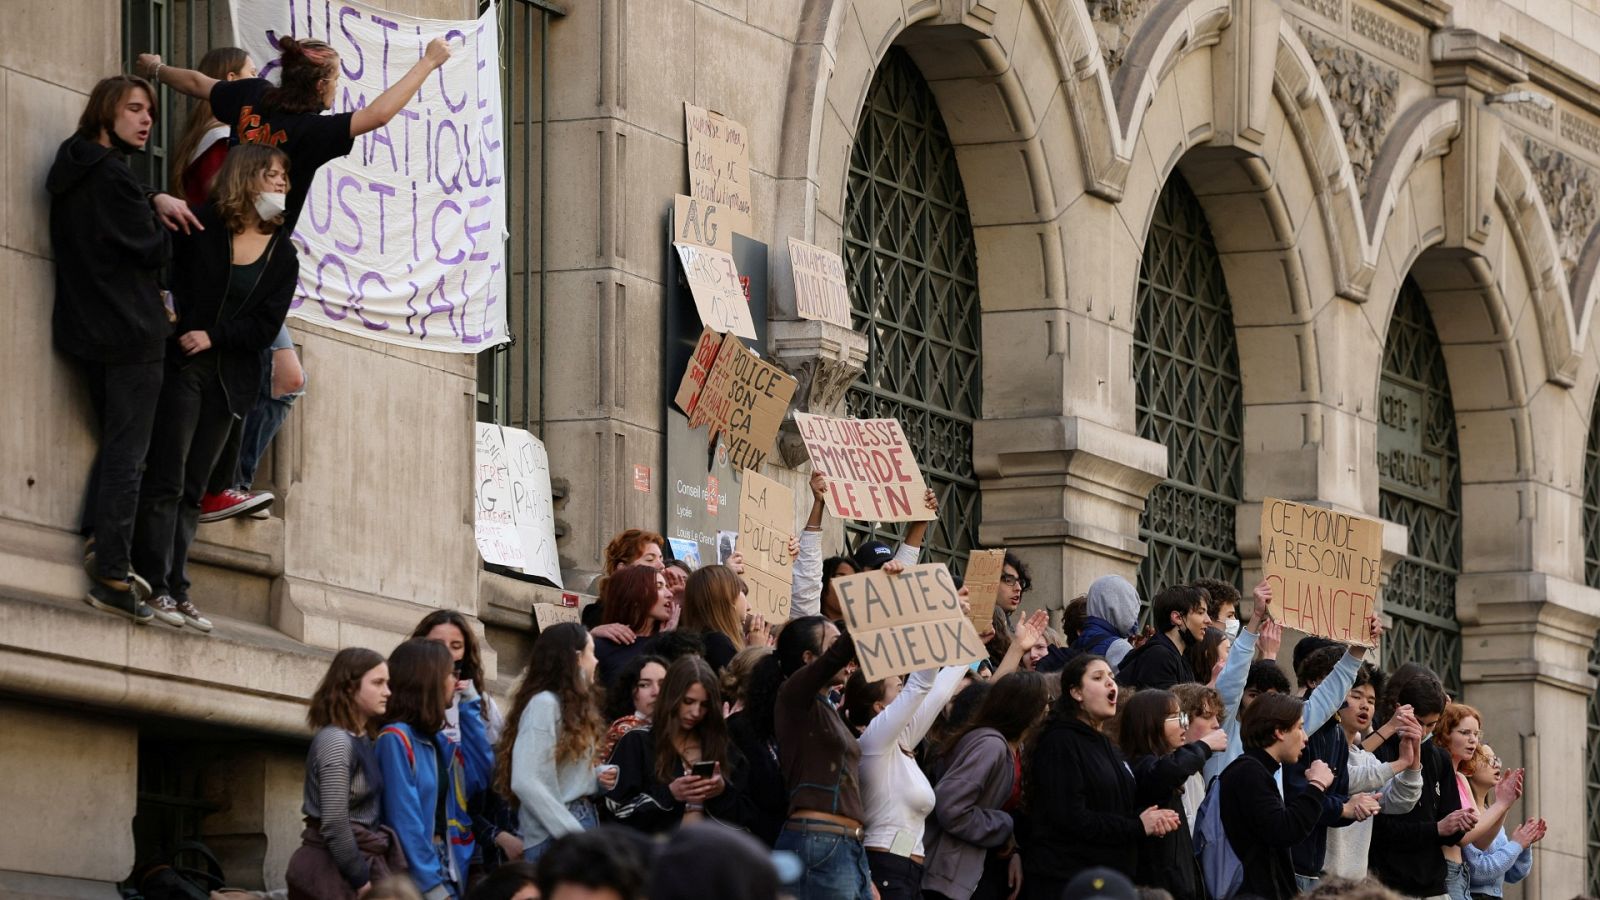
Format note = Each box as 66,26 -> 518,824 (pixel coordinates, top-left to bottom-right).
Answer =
473,423 -> 562,586
231,0 -> 508,353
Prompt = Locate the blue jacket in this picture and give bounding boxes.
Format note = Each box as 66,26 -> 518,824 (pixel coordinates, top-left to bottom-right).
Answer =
1463,827 -> 1533,898
377,692 -> 493,897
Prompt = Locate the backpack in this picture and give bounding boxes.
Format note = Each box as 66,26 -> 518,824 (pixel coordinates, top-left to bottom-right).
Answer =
1192,775 -> 1243,899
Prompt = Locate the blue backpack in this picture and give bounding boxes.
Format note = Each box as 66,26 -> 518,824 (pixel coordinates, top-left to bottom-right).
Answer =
1193,775 -> 1243,899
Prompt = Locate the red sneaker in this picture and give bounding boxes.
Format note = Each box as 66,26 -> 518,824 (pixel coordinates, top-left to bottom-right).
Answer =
199,488 -> 275,523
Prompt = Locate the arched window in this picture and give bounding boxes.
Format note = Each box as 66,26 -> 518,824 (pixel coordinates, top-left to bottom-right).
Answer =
842,48 -> 981,564
1582,387 -> 1600,894
1134,174 -> 1245,603
1377,278 -> 1462,695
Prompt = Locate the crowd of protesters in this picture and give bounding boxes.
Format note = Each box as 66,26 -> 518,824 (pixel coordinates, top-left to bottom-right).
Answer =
63,35 -> 1549,900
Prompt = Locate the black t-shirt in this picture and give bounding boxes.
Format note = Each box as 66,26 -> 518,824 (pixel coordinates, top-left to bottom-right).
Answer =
209,78 -> 355,229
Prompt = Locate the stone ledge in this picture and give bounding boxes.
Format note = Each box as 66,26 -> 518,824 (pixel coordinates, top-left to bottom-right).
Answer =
0,870 -> 117,900
973,415 -> 1168,499
0,590 -> 323,739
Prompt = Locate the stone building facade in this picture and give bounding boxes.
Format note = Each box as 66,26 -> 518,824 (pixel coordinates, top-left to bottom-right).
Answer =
6,0 -> 1600,895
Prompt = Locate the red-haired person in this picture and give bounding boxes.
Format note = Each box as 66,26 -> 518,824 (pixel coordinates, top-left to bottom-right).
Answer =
286,648 -> 398,899
51,75 -> 198,624
593,565 -> 675,686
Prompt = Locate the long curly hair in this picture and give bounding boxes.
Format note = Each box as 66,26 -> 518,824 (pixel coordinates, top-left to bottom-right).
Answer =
261,36 -> 338,115
495,623 -> 604,801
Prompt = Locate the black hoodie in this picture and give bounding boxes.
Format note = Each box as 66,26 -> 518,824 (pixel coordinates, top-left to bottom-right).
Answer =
1116,630 -> 1196,691
47,134 -> 171,363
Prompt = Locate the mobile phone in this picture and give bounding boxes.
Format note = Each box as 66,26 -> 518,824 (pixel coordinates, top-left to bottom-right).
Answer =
691,761 -> 717,779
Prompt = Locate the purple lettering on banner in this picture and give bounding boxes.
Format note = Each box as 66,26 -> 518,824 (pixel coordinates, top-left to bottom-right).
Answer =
474,22 -> 489,110
462,121 -> 485,189
334,175 -> 364,254
307,169 -> 335,235
340,85 -> 368,120
419,273 -> 461,340
338,7 -> 365,79
315,252 -> 353,321
403,279 -> 422,336
258,30 -> 284,81
368,117 -> 399,171
465,260 -> 503,344
432,199 -> 464,265
409,182 -> 421,262
433,118 -> 462,194
436,30 -> 467,113
370,14 -> 399,91
479,112 -> 502,188
424,107 -> 433,185
396,107 -> 420,179
354,271 -> 391,331
369,181 -> 395,254
465,195 -> 492,261
288,231 -> 313,309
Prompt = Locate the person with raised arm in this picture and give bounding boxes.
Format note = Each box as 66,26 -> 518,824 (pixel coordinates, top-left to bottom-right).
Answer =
789,472 -> 935,620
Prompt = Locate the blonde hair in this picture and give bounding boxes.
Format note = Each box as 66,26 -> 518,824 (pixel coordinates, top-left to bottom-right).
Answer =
212,144 -> 289,233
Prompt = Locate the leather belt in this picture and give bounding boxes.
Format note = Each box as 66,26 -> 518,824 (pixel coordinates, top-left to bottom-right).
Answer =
784,817 -> 865,841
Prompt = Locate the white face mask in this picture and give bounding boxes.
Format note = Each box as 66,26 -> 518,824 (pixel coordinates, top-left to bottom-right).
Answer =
254,191 -> 287,222
1224,618 -> 1241,638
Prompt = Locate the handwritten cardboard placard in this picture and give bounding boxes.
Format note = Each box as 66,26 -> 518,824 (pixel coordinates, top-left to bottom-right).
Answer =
234,0 -> 506,353
474,423 -> 525,568
675,194 -> 732,253
963,549 -> 1006,636
1259,497 -> 1381,646
834,563 -> 986,682
738,469 -> 796,619
533,602 -> 582,632
684,103 -> 753,239
674,327 -> 723,414
501,426 -> 563,587
792,413 -> 935,523
788,238 -> 852,328
680,333 -> 798,471
675,242 -> 758,339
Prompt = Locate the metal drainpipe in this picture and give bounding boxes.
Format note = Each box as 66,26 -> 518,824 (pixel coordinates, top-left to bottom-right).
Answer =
537,5 -> 549,439
1520,730 -> 1539,900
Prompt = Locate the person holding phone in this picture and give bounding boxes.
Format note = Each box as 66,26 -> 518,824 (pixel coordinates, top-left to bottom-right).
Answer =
603,656 -> 757,833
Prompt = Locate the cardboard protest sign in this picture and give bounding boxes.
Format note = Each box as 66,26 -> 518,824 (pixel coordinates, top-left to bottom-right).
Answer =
834,563 -> 986,682
788,238 -> 852,327
474,423 -> 525,568
674,327 -> 723,414
501,427 -> 563,587
684,104 -> 753,239
963,549 -> 1006,635
681,334 -> 797,471
792,413 -> 935,523
738,469 -> 796,619
675,242 -> 758,339
675,194 -> 732,252
473,423 -> 563,584
233,0 -> 507,352
1259,498 -> 1381,646
533,603 -> 581,632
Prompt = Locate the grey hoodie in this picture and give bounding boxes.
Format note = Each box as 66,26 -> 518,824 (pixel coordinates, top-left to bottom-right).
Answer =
1086,575 -> 1141,669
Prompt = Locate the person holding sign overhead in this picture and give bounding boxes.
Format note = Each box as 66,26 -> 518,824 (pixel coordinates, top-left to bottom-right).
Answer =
790,472 -> 936,621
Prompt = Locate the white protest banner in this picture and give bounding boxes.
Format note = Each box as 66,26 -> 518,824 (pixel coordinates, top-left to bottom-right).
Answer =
792,413 -> 935,522
232,0 -> 507,353
788,238 -> 852,327
684,104 -> 753,238
474,423 -> 524,567
501,427 -> 563,587
675,242 -> 758,339
1259,498 -> 1381,646
834,563 -> 986,682
738,469 -> 795,619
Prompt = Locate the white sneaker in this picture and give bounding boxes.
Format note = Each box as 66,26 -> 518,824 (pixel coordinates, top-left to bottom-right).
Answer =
149,594 -> 186,628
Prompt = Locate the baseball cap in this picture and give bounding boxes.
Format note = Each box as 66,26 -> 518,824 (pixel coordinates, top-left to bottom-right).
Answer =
1061,867 -> 1138,900
852,540 -> 895,571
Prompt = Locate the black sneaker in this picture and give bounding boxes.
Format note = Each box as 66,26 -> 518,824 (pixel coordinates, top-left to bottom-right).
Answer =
86,579 -> 154,624
82,539 -> 152,602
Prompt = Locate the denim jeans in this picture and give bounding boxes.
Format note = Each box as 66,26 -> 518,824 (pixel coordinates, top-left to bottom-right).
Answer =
865,849 -> 922,900
132,355 -> 237,600
1297,873 -> 1320,894
77,357 -> 164,581
775,828 -> 872,900
522,799 -> 598,864
1444,859 -> 1472,900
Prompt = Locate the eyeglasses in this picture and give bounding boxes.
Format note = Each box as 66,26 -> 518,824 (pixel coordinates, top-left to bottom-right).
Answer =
1489,756 -> 1503,768
1167,712 -> 1190,730
999,574 -> 1030,592
1453,728 -> 1482,739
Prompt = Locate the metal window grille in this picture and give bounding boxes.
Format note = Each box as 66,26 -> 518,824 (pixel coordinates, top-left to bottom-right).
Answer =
1377,278 -> 1462,696
1133,174 -> 1244,605
1583,384 -> 1600,893
842,48 -> 982,566
121,0 -> 220,191
126,739 -> 221,889
477,0 -> 563,428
